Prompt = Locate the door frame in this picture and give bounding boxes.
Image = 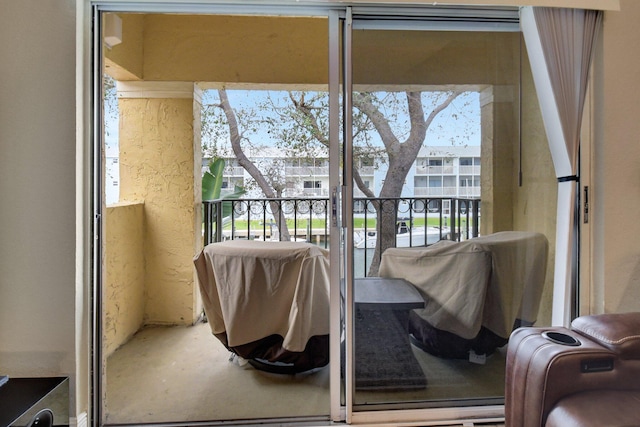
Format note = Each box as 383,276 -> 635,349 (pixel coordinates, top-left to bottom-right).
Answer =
337,7 -> 508,425
88,2 -> 583,425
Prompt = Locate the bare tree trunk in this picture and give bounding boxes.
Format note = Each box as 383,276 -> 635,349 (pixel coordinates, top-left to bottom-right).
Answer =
355,91 -> 464,275
218,89 -> 292,240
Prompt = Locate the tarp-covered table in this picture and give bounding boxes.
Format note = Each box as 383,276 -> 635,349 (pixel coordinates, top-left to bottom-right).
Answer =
194,240 -> 330,372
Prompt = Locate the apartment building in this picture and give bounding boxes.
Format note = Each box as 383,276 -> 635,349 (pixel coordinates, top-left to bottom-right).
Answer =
206,145 -> 480,200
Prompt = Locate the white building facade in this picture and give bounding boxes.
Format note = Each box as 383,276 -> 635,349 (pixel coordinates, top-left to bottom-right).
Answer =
211,145 -> 480,200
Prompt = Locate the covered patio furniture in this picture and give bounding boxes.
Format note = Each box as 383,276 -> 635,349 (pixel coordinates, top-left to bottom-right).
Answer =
194,240 -> 330,373
379,231 -> 549,360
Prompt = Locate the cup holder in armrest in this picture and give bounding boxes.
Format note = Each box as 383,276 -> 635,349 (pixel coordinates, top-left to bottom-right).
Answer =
542,331 -> 581,346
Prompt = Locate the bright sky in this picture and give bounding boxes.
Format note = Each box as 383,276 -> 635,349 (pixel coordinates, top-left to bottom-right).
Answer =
201,89 -> 481,148
106,88 -> 480,156
105,88 -> 480,204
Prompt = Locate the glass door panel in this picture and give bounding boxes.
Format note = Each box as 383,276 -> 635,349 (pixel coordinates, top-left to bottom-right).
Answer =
345,13 -> 556,418
101,10 -> 335,425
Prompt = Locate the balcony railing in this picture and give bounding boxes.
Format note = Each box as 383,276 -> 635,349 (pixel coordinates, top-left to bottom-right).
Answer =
459,165 -> 481,175
225,166 -> 245,176
203,196 -> 481,276
415,165 -> 455,175
284,166 -> 329,176
414,186 -> 480,198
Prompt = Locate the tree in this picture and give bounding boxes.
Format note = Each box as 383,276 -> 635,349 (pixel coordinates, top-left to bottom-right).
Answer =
202,88 -> 469,272
353,91 -> 464,273
269,90 -> 467,274
204,89 -> 295,240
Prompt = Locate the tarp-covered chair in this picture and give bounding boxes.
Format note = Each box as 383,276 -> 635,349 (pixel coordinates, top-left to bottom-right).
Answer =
194,240 -> 330,373
379,231 -> 549,360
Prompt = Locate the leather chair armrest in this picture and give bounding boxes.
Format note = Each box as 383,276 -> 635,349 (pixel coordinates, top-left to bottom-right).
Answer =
571,312 -> 640,360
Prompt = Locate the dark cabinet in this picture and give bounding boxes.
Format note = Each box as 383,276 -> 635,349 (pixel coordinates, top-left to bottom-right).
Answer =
0,377 -> 69,427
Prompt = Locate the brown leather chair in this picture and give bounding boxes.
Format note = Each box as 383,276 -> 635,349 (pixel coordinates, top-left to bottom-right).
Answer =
505,312 -> 640,427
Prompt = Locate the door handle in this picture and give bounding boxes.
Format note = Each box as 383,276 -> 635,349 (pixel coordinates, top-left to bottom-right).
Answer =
331,186 -> 340,228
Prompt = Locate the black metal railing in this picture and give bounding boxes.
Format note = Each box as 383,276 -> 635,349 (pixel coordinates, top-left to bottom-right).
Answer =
203,197 -> 331,247
203,196 -> 480,247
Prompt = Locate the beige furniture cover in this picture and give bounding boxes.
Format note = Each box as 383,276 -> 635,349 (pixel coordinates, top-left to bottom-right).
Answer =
379,231 -> 548,340
194,240 -> 330,352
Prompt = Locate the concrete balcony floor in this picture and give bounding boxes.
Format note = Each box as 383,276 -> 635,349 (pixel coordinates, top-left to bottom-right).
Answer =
105,322 -> 507,425
105,322 -> 330,424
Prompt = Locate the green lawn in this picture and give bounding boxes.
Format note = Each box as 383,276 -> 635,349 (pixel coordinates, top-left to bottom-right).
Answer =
219,216 -> 469,231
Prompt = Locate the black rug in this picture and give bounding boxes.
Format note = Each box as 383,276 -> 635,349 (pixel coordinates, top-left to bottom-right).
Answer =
354,309 -> 427,391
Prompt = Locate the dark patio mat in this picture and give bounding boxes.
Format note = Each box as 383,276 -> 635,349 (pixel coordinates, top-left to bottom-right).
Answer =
354,309 -> 427,391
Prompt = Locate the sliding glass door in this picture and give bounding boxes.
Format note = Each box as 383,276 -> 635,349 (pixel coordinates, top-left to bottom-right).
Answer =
340,7 -> 558,424
96,4 -> 563,426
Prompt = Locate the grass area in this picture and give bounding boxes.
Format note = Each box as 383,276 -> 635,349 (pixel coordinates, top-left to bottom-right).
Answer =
219,216 -> 471,231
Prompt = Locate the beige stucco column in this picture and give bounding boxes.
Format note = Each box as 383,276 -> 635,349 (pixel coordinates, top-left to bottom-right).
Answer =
117,81 -> 203,326
480,85 -> 517,235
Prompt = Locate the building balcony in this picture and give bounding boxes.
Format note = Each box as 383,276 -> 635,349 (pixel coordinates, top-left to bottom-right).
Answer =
284,166 -> 329,176
300,188 -> 330,197
414,165 -> 455,175
414,186 -> 480,198
459,165 -> 481,175
414,186 -> 457,197
458,187 -> 481,197
226,166 -> 245,176
414,165 -> 481,175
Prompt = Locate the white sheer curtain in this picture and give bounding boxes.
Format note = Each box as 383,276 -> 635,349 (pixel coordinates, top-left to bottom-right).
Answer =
520,7 -> 602,326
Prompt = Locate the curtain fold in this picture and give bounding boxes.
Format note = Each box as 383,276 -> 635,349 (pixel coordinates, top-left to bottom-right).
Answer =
521,7 -> 601,326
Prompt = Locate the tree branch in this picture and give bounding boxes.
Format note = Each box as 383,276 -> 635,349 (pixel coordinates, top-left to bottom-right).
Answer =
218,89 -> 276,199
353,92 -> 400,153
289,92 -> 374,196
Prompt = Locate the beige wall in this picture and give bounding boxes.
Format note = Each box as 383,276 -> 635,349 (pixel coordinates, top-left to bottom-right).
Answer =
0,0 -> 78,413
118,92 -> 201,325
105,203 -> 145,357
107,15 -> 329,85
104,13 -> 144,81
514,54 -> 557,325
597,0 -> 640,313
477,43 -> 557,326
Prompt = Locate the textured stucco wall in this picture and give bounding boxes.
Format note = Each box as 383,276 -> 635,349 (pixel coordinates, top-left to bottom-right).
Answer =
477,41 -> 556,326
105,202 -> 145,357
107,15 -> 525,88
119,96 -> 199,325
143,15 -> 328,84
480,87 -> 517,234
514,54 -> 557,325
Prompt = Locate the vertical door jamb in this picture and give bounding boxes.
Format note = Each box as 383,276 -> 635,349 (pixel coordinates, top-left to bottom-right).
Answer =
342,7 -> 355,424
328,8 -> 345,423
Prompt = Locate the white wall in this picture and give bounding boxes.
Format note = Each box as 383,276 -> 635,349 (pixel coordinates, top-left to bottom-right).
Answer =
0,0 -> 78,412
